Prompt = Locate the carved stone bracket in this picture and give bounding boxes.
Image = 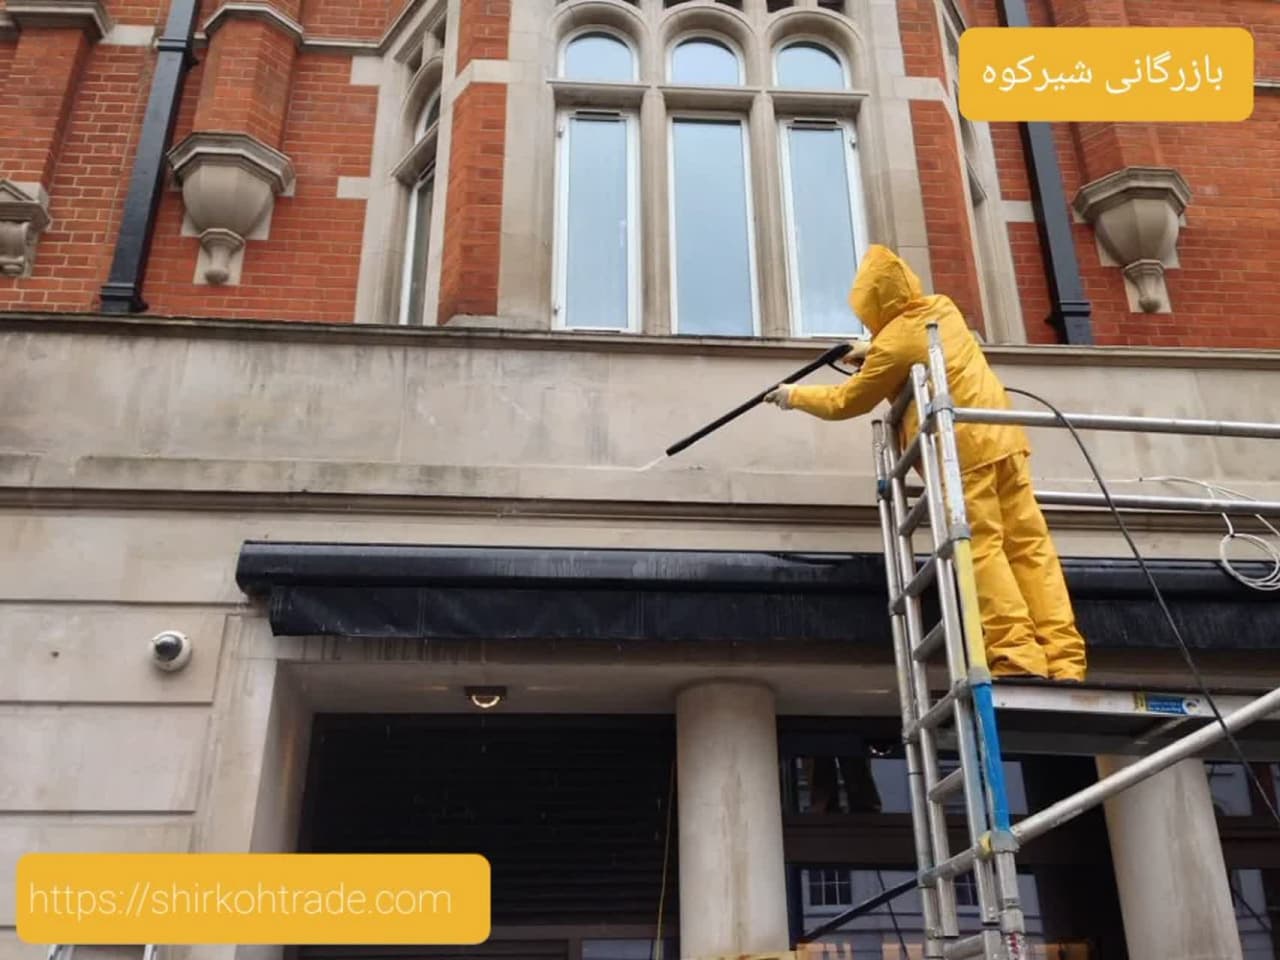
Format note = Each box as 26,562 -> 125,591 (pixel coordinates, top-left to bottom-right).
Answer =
1073,166 -> 1192,314
0,179 -> 52,278
167,132 -> 295,286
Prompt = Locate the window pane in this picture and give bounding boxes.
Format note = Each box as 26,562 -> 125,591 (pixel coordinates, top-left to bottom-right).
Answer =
776,41 -> 845,89
671,119 -> 754,335
563,32 -> 634,82
424,94 -> 440,131
403,172 -> 434,325
562,115 -> 631,329
784,125 -> 863,335
670,38 -> 740,85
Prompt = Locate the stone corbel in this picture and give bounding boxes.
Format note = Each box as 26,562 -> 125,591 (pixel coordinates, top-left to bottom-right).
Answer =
168,132 -> 295,286
0,179 -> 52,279
1073,166 -> 1192,314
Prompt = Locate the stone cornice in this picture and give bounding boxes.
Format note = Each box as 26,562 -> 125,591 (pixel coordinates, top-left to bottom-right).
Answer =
3,0 -> 113,40
2,313 -> 1280,371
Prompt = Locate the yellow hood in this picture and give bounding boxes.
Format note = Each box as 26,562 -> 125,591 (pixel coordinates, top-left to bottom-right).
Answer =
848,245 -> 924,335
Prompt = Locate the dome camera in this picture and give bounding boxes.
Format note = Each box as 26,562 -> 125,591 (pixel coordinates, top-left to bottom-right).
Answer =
149,630 -> 192,672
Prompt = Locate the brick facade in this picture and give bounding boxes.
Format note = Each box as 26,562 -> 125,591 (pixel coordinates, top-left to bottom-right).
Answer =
437,81 -> 505,324
0,0 -> 1276,347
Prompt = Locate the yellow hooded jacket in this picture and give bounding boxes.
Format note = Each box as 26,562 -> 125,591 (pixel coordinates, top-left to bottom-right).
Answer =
787,245 -> 1029,476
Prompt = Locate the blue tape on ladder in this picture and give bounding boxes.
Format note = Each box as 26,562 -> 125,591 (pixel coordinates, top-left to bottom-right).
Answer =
971,680 -> 1012,832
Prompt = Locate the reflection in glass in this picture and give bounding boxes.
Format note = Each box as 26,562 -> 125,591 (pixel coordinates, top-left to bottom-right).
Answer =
422,93 -> 440,134
670,38 -> 741,85
564,32 -> 635,82
561,114 -> 632,329
776,41 -> 845,89
401,169 -> 434,325
782,124 -> 863,336
670,119 -> 755,335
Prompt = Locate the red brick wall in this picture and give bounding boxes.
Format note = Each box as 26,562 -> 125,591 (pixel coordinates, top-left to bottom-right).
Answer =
456,0 -> 509,71
143,52 -> 375,320
194,19 -> 298,148
299,0 -> 388,42
911,100 -> 987,334
895,0 -> 985,332
0,40 -> 149,311
1,28 -> 92,186
974,0 -> 1280,347
438,82 -> 505,324
897,0 -> 946,82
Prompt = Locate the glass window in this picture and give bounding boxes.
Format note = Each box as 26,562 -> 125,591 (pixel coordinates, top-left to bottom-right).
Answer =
563,31 -> 636,82
423,93 -> 440,134
670,38 -> 741,85
807,869 -> 853,907
399,167 -> 435,325
776,41 -> 845,89
795,869 -> 1050,956
779,120 -> 867,336
669,118 -> 756,336
555,111 -> 637,330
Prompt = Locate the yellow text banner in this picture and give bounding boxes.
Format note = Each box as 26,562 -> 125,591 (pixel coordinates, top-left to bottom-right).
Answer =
16,853 -> 490,945
959,27 -> 1254,122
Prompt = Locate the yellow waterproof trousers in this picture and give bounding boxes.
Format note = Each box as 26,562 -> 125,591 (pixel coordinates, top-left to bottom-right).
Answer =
962,453 -> 1088,681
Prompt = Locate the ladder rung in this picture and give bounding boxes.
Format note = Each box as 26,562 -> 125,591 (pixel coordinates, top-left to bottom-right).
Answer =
910,681 -> 968,736
928,766 -> 965,803
897,493 -> 931,536
903,555 -> 938,599
912,620 -> 946,662
891,432 -> 923,480
944,931 -> 999,960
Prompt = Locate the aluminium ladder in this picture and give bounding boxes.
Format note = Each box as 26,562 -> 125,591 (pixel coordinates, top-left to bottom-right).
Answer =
867,322 -> 1280,960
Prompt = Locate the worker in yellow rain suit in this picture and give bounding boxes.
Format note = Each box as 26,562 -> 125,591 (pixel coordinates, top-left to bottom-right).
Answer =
765,245 -> 1087,682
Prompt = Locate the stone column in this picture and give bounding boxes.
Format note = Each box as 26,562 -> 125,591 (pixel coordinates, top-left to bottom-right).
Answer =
676,681 -> 789,959
1097,755 -> 1241,960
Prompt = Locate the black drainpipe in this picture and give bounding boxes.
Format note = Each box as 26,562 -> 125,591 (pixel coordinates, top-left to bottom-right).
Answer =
99,0 -> 199,313
998,0 -> 1093,345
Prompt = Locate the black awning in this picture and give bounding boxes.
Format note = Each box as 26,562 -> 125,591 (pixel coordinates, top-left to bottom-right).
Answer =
235,541 -> 1280,650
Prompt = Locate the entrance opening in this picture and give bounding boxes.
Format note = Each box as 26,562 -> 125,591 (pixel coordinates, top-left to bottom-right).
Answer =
298,715 -> 678,960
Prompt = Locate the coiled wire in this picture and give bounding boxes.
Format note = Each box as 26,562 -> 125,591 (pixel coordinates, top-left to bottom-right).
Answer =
1140,475 -> 1280,592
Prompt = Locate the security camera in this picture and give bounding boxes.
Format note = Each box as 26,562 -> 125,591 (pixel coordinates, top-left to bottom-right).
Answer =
149,630 -> 192,672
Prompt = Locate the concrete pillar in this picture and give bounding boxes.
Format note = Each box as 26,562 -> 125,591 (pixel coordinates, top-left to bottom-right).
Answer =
676,681 -> 789,959
1097,755 -> 1241,960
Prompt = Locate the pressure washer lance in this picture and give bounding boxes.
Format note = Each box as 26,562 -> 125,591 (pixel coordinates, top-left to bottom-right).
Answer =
663,340 -> 860,459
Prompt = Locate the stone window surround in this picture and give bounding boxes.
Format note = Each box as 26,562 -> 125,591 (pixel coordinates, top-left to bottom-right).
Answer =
352,0 -> 450,326
353,0 -> 950,342
535,0 -> 874,339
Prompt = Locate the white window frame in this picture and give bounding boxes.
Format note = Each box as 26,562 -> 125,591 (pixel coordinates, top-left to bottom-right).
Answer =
802,868 -> 854,912
666,111 -> 762,337
771,36 -> 851,89
398,163 -> 436,326
558,25 -> 640,82
666,32 -> 746,85
551,107 -> 642,332
776,116 -> 869,338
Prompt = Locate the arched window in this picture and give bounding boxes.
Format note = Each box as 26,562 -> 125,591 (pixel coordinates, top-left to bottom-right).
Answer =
562,30 -> 636,82
670,37 -> 742,85
775,40 -> 845,89
400,86 -> 442,324
553,29 -> 641,330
